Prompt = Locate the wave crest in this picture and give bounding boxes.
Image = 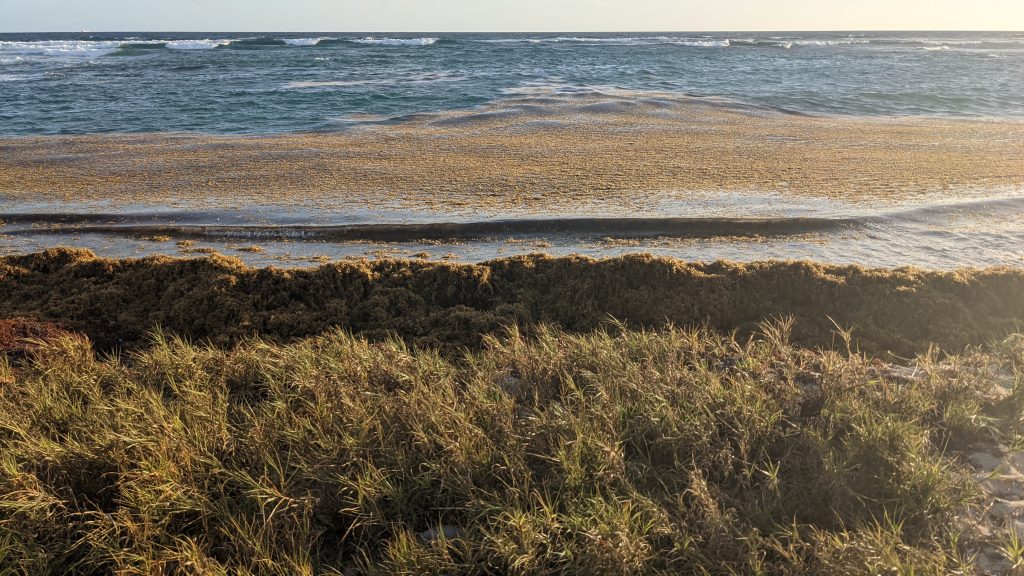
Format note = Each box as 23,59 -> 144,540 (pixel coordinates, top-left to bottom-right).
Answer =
0,39 -> 122,57
672,39 -> 732,48
283,37 -> 335,46
165,39 -> 232,50
349,37 -> 438,46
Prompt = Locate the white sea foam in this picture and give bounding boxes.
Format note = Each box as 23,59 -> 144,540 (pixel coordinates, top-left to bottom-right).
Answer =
283,37 -> 333,46
671,39 -> 731,47
920,39 -> 984,46
499,36 -> 866,49
791,38 -> 871,46
0,38 -> 236,56
552,36 -> 672,43
480,36 -> 670,45
165,39 -> 232,50
480,36 -> 876,49
0,40 -> 121,57
478,38 -> 537,43
350,37 -> 438,46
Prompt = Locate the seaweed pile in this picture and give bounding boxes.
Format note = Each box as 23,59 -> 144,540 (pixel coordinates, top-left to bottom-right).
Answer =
1,248 -> 1022,356
0,318 -> 78,358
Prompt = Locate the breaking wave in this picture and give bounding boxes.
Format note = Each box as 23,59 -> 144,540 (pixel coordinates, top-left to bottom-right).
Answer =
347,37 -> 439,46
0,36 -> 439,58
4,34 -> 1022,61
283,37 -> 335,46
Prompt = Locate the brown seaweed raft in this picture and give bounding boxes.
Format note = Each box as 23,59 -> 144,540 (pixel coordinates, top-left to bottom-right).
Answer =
1,248 -> 1022,356
3,95 -> 1024,215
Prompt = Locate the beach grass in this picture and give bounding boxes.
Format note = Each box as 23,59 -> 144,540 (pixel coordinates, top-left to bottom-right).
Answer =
1,320 -> 1021,574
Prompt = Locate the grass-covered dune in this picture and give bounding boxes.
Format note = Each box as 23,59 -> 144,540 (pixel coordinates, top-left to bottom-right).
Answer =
1,323 -> 1022,574
2,248 -> 1024,356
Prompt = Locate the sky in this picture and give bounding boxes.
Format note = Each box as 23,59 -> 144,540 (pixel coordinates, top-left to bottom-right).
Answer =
2,0 -> 1023,32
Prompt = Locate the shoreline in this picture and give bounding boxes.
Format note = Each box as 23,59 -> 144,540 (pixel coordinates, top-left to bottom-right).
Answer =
4,94 -> 1024,268
4,194 -> 1024,269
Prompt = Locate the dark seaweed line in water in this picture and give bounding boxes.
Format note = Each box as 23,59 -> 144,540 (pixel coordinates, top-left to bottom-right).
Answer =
0,217 -> 857,242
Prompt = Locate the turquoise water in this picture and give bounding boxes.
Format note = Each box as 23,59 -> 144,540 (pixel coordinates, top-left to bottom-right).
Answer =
2,31 -> 1024,134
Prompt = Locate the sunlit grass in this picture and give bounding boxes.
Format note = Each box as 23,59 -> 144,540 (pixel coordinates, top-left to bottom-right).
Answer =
0,322 -> 1019,574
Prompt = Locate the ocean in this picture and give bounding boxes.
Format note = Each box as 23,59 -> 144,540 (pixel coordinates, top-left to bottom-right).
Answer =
2,31 -> 1024,268
2,31 -> 1024,133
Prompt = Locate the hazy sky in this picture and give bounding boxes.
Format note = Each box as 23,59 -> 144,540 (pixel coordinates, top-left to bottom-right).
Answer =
2,0 -> 1023,32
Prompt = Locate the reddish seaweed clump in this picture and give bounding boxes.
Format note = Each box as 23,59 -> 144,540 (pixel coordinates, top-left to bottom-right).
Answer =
0,317 -> 81,358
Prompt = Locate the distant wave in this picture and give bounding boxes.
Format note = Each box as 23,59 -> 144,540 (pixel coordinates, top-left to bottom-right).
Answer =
0,36 -> 439,58
672,39 -> 732,48
791,39 -> 871,46
118,42 -> 167,50
3,35 -> 1022,60
921,39 -> 984,46
348,37 -> 439,46
540,36 -> 672,43
483,36 -> 688,46
481,36 -> 795,48
473,35 -> 1023,51
283,37 -> 336,46
0,39 -> 123,57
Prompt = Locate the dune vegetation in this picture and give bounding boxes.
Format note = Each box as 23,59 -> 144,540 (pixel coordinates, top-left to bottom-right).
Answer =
3,249 -> 1024,573
0,319 -> 1022,574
